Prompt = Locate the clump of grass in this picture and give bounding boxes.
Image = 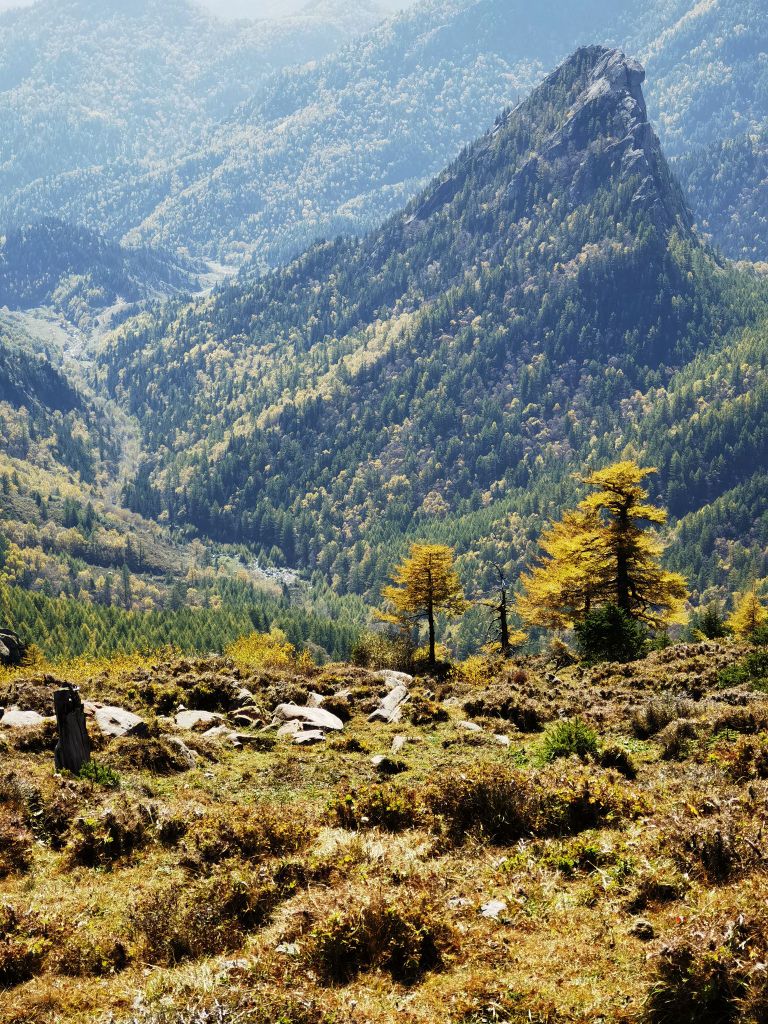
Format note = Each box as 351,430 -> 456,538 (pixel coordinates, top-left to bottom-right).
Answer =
463,687 -> 545,732
405,689 -> 450,725
78,759 -> 121,788
129,868 -> 280,966
66,799 -> 150,867
187,803 -> 311,866
632,698 -> 695,739
331,784 -> 418,833
658,719 -> 698,761
0,813 -> 33,877
307,893 -> 448,984
645,917 -> 768,1023
539,718 -> 599,763
104,737 -> 193,775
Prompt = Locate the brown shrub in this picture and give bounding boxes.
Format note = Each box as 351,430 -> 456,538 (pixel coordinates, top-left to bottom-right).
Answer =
307,893 -> 449,985
129,869 -> 279,966
7,718 -> 58,753
0,936 -> 45,988
66,798 -> 151,867
715,734 -> 768,781
187,803 -> 311,866
104,737 -> 194,775
645,916 -> 768,1024
464,687 -> 546,732
0,813 -> 33,877
405,689 -> 450,725
658,719 -> 698,760
670,813 -> 760,882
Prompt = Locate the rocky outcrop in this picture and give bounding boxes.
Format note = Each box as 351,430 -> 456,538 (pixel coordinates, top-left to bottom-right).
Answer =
273,704 -> 344,733
369,684 -> 410,724
0,630 -> 27,667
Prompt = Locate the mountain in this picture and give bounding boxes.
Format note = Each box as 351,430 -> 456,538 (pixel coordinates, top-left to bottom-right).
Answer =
101,47 -> 768,606
0,219 -> 197,327
0,0 -> 388,223
1,0 -> 766,265
673,130 -> 768,262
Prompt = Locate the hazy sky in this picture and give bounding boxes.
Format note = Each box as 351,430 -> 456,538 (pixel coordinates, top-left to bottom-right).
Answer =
0,0 -> 408,16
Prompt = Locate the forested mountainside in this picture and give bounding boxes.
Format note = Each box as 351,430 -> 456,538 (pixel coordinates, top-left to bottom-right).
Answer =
100,47 -> 768,614
0,220 -> 196,327
1,0 -> 765,268
673,130 -> 768,262
0,0 -> 387,231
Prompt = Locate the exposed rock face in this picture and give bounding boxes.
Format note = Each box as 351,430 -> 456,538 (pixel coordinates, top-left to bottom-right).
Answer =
273,704 -> 345,732
90,705 -> 150,739
0,707 -> 48,728
0,630 -> 27,667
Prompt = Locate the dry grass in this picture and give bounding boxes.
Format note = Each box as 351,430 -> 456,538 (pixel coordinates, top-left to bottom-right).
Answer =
2,639 -> 768,1024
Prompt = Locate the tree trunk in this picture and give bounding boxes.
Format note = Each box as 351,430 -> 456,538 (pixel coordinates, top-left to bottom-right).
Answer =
616,510 -> 631,614
428,598 -> 436,668
54,686 -> 91,774
499,594 -> 510,657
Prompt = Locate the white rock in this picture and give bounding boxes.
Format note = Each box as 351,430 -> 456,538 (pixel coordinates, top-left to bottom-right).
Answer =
293,730 -> 326,746
0,707 -> 48,728
273,704 -> 344,732
494,734 -> 512,747
369,685 -> 409,724
459,721 -> 484,733
377,670 -> 413,690
175,709 -> 225,732
391,735 -> 408,755
93,706 -> 149,739
277,721 -> 304,738
480,899 -> 508,920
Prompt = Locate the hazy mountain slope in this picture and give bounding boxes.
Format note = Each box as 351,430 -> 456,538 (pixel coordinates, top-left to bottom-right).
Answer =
100,47 -> 768,600
129,0 -> 637,265
673,130 -> 768,261
632,0 -> 768,155
0,0 -> 387,212
0,219 -> 197,327
1,0 -> 765,264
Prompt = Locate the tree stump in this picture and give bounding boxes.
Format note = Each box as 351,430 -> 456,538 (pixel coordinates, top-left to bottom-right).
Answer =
54,686 -> 91,774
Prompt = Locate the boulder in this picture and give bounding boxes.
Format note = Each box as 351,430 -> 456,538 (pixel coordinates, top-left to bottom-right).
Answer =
0,630 -> 27,667
233,687 -> 256,708
175,709 -> 225,732
92,705 -> 150,739
273,704 -> 344,732
161,735 -> 198,769
0,707 -> 48,729
459,721 -> 484,733
368,685 -> 409,724
377,670 -> 413,690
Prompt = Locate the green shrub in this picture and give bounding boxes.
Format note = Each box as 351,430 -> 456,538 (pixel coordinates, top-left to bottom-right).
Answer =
78,759 -> 121,788
351,632 -> 414,672
718,649 -> 768,690
539,719 -> 599,764
574,604 -> 648,664
331,784 -> 417,833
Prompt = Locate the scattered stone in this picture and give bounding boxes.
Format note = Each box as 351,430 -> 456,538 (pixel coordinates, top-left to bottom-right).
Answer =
391,735 -> 408,755
293,730 -> 326,746
0,707 -> 48,728
371,755 -> 407,775
307,693 -> 327,708
494,734 -> 512,747
161,736 -> 198,769
277,721 -> 304,738
447,897 -> 472,910
233,712 -> 263,729
630,919 -> 655,941
175,710 -> 226,732
369,685 -> 409,724
480,899 -> 508,921
202,725 -> 244,748
92,705 -> 150,739
273,704 -> 344,732
233,687 -> 256,708
459,721 -> 484,733
378,670 -> 414,690
276,942 -> 300,957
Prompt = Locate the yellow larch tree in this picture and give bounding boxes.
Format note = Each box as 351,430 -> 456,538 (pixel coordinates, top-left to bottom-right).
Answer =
517,461 -> 688,631
380,543 -> 467,668
728,586 -> 768,639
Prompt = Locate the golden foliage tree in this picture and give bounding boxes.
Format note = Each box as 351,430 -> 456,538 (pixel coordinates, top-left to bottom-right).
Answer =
518,461 -> 687,631
728,586 -> 768,639
380,543 -> 467,668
